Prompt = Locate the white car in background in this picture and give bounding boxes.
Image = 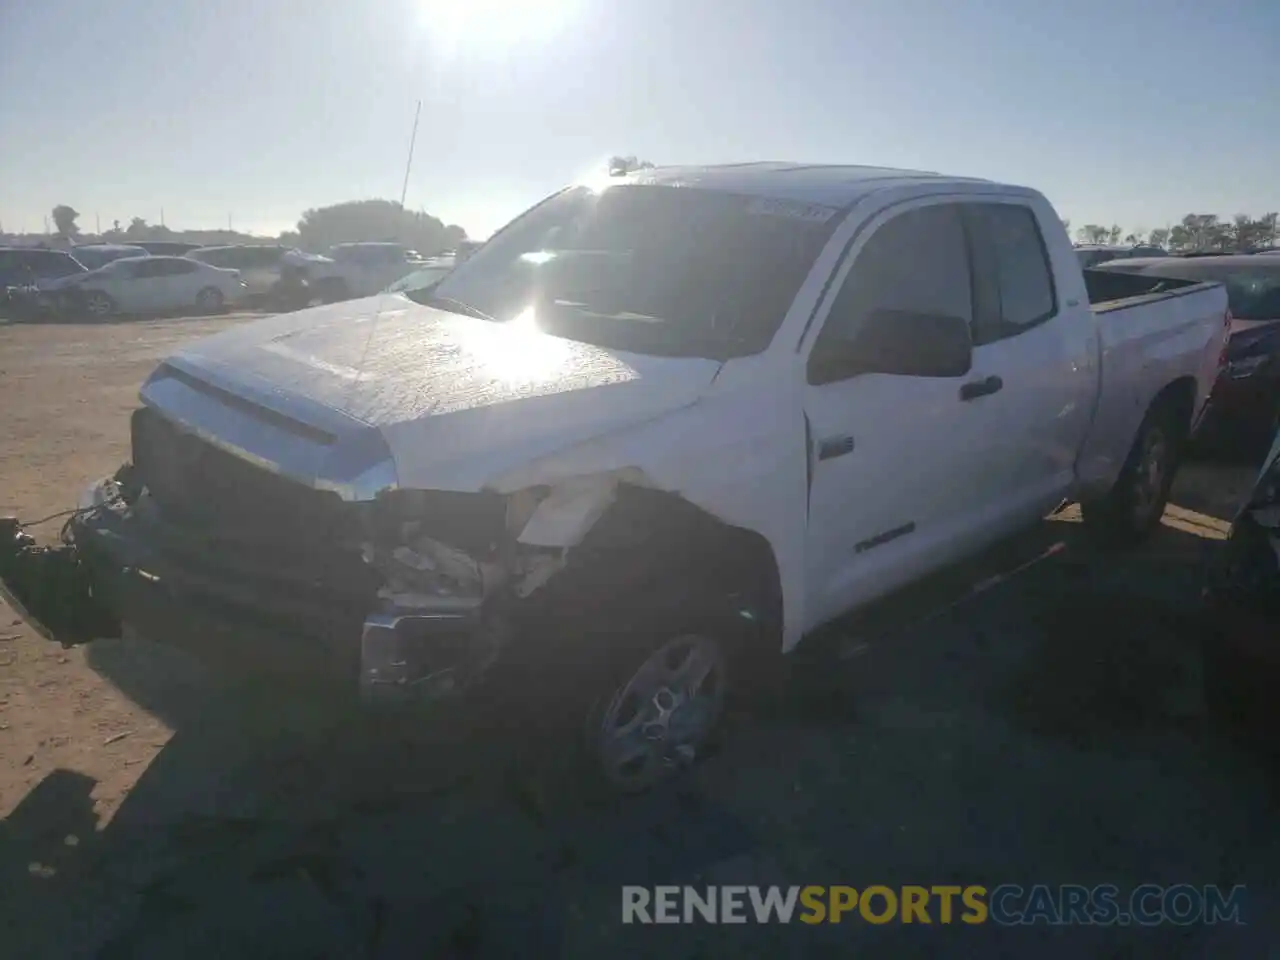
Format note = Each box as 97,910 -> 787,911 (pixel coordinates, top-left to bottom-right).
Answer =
61,255 -> 247,317
71,244 -> 151,270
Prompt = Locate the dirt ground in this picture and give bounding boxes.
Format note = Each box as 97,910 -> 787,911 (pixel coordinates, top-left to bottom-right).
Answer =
0,315 -> 1276,958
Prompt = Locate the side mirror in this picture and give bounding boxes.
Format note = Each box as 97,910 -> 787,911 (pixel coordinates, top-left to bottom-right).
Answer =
810,308 -> 972,384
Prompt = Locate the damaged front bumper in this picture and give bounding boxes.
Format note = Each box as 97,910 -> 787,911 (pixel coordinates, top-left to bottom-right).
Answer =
0,475 -> 506,703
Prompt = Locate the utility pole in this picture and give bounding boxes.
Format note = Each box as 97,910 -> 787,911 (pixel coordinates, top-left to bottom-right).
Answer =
160,207 -> 166,227
399,99 -> 422,209
96,212 -> 101,234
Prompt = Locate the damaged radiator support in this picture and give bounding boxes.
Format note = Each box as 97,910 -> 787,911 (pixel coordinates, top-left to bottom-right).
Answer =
356,473 -> 626,701
0,517 -> 120,644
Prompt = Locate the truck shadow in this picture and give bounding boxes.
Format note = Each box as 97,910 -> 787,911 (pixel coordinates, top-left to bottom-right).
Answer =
7,466 -> 1275,957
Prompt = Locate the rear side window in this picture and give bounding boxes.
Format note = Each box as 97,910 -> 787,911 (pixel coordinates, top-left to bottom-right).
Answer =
966,203 -> 1057,343
817,203 -> 973,349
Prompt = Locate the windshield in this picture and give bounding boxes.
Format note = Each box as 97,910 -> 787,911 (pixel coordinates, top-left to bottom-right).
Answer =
1224,273 -> 1280,321
385,260 -> 454,293
421,184 -> 841,360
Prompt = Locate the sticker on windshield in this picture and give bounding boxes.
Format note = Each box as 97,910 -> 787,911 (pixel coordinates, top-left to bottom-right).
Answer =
746,197 -> 839,223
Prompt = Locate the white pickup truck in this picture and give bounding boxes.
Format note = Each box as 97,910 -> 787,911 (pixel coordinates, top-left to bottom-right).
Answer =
2,163 -> 1229,791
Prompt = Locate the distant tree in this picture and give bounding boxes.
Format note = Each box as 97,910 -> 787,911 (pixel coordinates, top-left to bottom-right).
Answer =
125,217 -> 149,238
1168,214 -> 1224,253
608,155 -> 657,175
1077,224 -> 1111,245
1230,212 -> 1280,251
293,199 -> 466,255
1106,225 -> 1123,245
51,204 -> 80,238
1259,212 -> 1279,248
1123,231 -> 1144,246
1147,227 -> 1171,250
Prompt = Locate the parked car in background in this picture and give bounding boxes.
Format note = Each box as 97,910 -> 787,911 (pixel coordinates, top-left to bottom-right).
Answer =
187,245 -> 346,303
133,241 -> 203,257
71,244 -> 150,270
1074,244 -> 1168,269
455,239 -> 484,264
3,163 -> 1229,792
0,246 -> 86,289
57,255 -> 247,317
328,242 -> 426,298
382,255 -> 456,294
1096,255 -> 1280,453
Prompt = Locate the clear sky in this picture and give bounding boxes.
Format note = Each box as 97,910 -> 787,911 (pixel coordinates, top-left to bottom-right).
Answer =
1,0 -> 1276,240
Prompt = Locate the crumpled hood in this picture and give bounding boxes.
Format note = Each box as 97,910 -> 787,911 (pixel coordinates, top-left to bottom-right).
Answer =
151,295 -> 722,492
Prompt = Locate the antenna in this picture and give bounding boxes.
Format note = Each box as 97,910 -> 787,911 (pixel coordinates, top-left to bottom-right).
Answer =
399,99 -> 422,208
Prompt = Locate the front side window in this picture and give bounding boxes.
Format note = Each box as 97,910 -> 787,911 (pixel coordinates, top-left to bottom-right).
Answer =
28,251 -> 85,279
425,184 -> 842,360
815,203 -> 973,349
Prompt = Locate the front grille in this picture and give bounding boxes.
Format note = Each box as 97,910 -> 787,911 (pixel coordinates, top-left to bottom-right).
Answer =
130,406 -> 358,564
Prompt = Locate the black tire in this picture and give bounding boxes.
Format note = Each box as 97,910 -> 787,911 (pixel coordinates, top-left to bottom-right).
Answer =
1081,401 -> 1183,545
316,277 -> 349,304
581,619 -> 732,794
84,290 -> 115,319
483,594 -> 758,795
195,286 -> 224,312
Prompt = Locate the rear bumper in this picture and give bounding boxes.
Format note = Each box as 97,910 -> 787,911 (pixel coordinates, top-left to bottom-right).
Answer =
4,480 -> 487,700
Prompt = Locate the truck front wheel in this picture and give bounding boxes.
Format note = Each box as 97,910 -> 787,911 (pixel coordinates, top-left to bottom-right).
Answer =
1082,404 -> 1180,545
585,629 -> 729,793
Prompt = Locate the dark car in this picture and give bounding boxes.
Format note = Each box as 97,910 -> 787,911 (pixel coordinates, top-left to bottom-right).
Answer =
0,246 -> 87,288
131,240 -> 202,256
1202,431 -> 1280,745
1097,255 -> 1280,452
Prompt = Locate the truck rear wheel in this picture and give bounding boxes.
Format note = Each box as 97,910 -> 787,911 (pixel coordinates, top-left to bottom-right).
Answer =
1081,404 -> 1180,545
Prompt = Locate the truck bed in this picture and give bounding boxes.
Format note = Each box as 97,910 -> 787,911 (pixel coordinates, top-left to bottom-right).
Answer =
1082,267 -> 1208,314
1073,269 -> 1229,498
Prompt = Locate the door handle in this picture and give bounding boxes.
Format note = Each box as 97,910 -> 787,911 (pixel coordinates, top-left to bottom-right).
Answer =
959,375 -> 1003,402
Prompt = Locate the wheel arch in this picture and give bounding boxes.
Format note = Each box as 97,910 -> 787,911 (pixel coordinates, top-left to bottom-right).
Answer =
518,485 -> 786,668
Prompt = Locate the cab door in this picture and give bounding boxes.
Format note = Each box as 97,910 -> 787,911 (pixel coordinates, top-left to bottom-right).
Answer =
802,201 -> 1002,628
959,201 -> 1094,522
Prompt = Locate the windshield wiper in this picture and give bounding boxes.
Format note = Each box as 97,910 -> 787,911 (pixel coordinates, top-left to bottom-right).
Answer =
406,291 -> 495,322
